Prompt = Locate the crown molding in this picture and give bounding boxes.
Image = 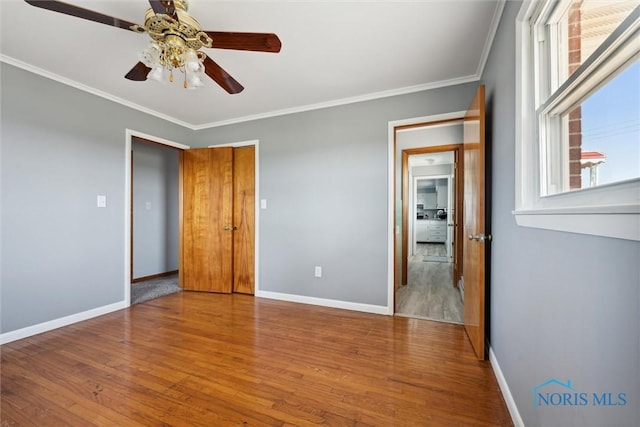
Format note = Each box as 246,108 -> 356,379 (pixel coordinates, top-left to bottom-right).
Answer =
476,0 -> 507,78
2,54 -> 484,131
192,74 -> 481,130
0,54 -> 195,130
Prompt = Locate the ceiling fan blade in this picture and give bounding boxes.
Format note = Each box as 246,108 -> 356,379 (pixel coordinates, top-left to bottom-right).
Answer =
24,1 -> 140,32
124,62 -> 152,81
202,55 -> 244,94
148,1 -> 178,21
204,32 -> 282,53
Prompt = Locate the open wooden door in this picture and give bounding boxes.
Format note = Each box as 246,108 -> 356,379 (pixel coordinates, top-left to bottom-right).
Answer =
463,85 -> 488,360
181,147 -> 234,293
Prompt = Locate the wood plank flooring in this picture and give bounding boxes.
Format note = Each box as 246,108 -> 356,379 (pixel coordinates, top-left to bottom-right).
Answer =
396,244 -> 463,323
416,242 -> 446,258
1,292 -> 512,426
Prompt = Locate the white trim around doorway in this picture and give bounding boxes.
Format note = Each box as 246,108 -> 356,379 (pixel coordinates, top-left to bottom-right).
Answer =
387,112 -> 465,315
125,129 -> 190,307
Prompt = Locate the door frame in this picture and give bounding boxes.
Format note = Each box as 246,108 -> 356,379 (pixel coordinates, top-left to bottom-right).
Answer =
402,147 -> 462,284
125,129 -> 190,307
387,112 -> 465,314
207,140 -> 260,294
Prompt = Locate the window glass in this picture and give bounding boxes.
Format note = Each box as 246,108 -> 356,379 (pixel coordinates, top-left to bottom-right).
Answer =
540,1 -> 640,196
548,59 -> 640,195
579,60 -> 640,189
555,0 -> 638,89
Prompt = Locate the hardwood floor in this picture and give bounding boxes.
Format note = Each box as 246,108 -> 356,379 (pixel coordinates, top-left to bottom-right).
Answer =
1,293 -> 512,426
396,244 -> 463,323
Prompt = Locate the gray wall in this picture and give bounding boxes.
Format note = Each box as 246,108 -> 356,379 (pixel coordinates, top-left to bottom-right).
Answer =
132,140 -> 179,279
1,60 -> 476,333
0,63 -> 192,333
482,2 -> 640,426
192,85 -> 476,306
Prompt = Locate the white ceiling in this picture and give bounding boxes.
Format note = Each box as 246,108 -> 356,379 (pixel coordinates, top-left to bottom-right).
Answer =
0,0 -> 504,129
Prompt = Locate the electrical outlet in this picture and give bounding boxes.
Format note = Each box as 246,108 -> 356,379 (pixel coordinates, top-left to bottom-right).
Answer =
314,266 -> 322,278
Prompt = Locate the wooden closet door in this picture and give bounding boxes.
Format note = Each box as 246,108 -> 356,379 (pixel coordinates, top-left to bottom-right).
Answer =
181,147 -> 234,293
232,146 -> 255,294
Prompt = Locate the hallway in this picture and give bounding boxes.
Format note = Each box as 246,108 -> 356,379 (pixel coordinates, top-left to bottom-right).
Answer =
396,243 -> 463,323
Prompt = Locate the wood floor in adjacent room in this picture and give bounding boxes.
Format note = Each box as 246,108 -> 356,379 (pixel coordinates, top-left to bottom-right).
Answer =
1,292 -> 512,426
396,243 -> 464,323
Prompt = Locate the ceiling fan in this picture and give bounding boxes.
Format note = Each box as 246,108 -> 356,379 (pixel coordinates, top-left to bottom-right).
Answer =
24,0 -> 282,93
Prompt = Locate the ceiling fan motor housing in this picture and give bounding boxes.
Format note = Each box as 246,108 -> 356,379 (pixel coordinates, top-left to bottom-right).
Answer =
143,0 -> 213,51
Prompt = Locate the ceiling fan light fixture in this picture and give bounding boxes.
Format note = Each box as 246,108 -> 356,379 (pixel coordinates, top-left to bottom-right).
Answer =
186,71 -> 205,90
184,49 -> 205,89
184,48 -> 203,73
148,65 -> 169,84
141,43 -> 206,88
139,42 -> 161,68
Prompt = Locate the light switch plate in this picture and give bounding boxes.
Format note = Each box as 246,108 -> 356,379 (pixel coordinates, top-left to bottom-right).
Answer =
260,199 -> 267,209
97,195 -> 107,208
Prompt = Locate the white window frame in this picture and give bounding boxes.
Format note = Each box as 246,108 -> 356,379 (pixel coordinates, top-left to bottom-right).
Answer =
514,1 -> 640,241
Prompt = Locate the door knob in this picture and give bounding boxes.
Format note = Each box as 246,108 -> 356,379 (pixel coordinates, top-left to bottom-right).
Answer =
223,225 -> 232,231
468,233 -> 492,242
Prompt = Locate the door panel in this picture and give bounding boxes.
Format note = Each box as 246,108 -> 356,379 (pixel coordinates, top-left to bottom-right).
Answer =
181,147 -> 234,293
232,146 -> 255,294
463,85 -> 487,360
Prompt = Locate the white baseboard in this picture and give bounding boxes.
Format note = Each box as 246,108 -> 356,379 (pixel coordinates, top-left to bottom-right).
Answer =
0,300 -> 128,345
255,290 -> 391,315
489,346 -> 525,427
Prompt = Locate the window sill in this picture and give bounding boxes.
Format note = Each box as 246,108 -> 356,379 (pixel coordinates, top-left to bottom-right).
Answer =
513,207 -> 640,241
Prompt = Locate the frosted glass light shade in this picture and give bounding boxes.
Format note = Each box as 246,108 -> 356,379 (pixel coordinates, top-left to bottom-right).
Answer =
186,71 -> 205,89
139,43 -> 161,68
184,49 -> 203,73
148,65 -> 169,84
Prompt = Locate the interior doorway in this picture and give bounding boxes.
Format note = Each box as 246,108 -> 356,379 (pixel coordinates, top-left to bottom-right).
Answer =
129,135 -> 185,304
125,133 -> 260,305
396,145 -> 463,323
125,130 -> 190,306
131,137 -> 181,282
388,85 -> 489,360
